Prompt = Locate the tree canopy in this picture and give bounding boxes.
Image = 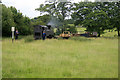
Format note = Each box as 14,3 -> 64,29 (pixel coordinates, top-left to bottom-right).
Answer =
71,2 -> 120,36
2,1 -> 120,37
2,5 -> 32,36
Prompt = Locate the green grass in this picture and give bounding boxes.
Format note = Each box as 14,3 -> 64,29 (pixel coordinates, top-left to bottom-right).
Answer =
2,35 -> 118,78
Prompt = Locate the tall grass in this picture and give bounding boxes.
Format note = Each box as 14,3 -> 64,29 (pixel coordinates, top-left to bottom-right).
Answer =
24,35 -> 34,43
2,36 -> 118,78
70,36 -> 91,41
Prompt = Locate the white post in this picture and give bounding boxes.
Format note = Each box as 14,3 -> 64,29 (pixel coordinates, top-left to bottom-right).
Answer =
11,27 -> 15,43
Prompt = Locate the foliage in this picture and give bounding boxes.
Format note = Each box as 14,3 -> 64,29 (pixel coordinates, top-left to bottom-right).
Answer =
2,5 -> 32,36
83,10 -> 109,37
55,28 -> 62,35
2,5 -> 15,36
10,6 -> 32,35
2,2 -> 120,37
107,2 -> 120,36
66,24 -> 77,33
71,2 -> 120,36
36,2 -> 120,37
35,1 -> 72,27
31,14 -> 51,26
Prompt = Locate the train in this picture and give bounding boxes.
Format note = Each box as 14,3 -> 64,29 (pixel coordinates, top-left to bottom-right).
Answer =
33,25 -> 54,40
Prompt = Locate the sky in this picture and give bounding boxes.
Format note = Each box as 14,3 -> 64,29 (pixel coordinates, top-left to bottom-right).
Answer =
2,0 -> 95,19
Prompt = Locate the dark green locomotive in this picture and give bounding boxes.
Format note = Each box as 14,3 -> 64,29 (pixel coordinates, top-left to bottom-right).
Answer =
34,25 -> 54,40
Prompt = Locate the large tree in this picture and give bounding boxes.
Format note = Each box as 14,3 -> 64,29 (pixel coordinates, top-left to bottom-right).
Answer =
107,2 -> 120,36
71,2 -> 95,26
35,0 -> 72,27
96,2 -> 120,36
72,2 -> 120,36
83,10 -> 109,37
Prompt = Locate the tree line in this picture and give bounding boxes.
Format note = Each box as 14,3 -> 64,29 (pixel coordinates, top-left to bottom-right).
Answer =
36,1 -> 120,37
2,4 -> 32,36
2,1 -> 120,37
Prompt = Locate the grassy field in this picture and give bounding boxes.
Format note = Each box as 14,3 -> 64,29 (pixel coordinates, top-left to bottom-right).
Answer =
2,34 -> 118,78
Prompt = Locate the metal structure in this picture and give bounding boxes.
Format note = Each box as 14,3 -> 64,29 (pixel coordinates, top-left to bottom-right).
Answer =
33,25 -> 54,40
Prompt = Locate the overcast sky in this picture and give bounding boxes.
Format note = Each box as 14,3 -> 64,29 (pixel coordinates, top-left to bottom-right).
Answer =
2,0 -> 95,19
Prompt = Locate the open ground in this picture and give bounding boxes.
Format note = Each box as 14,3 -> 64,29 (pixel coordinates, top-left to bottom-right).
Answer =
2,30 -> 118,78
